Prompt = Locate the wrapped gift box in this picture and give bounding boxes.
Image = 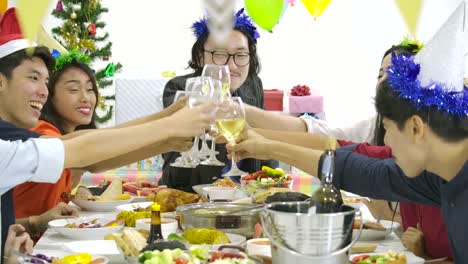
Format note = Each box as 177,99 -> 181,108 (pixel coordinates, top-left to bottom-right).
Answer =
264,89 -> 284,111
289,91 -> 323,114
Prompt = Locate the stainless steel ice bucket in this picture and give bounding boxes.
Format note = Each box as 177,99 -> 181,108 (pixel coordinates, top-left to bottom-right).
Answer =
261,202 -> 363,258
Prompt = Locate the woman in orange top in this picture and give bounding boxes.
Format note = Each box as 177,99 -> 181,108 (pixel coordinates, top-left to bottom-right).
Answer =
14,51 -> 98,220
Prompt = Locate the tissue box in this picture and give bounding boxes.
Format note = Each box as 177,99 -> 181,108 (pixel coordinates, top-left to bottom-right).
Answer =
264,89 -> 284,111
289,93 -> 324,114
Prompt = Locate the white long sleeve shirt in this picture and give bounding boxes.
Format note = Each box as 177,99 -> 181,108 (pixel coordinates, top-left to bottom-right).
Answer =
300,115 -> 377,143
0,138 -> 64,258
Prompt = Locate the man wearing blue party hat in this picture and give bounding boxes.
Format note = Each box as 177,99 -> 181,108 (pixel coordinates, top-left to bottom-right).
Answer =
227,2 -> 467,262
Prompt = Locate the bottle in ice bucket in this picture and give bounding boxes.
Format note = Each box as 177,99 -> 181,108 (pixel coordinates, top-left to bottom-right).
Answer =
309,138 -> 343,213
147,202 -> 164,243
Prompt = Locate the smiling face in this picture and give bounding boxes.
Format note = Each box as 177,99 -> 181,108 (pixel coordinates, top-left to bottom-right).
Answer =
203,30 -> 250,92
0,57 -> 49,129
51,67 -> 96,133
382,117 -> 428,177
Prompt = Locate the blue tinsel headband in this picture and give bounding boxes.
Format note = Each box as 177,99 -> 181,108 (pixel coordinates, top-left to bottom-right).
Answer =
387,53 -> 468,118
192,8 -> 260,43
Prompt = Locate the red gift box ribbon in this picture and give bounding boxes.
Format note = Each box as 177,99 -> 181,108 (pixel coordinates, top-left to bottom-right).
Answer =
290,84 -> 311,96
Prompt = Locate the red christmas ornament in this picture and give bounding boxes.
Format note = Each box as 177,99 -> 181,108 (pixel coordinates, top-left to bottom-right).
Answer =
87,23 -> 97,36
56,0 -> 63,12
290,84 -> 311,96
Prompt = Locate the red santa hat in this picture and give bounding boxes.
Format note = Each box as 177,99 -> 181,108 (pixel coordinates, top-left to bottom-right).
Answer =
0,7 -> 36,58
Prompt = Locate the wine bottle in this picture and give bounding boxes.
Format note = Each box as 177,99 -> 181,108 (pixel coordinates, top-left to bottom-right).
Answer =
147,202 -> 164,244
309,138 -> 343,214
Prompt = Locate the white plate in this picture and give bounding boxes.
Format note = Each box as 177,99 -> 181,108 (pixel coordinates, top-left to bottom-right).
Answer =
48,216 -> 124,240
72,197 -> 133,212
184,233 -> 246,251
115,202 -> 176,218
193,184 -> 248,201
62,240 -> 125,263
131,196 -> 148,203
349,252 -> 424,264
353,220 -> 400,241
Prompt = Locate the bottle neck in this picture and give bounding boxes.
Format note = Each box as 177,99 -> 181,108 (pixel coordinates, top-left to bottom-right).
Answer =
320,149 -> 335,186
151,210 -> 161,225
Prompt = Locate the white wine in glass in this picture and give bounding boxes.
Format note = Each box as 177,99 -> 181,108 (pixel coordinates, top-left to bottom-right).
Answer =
215,97 -> 248,177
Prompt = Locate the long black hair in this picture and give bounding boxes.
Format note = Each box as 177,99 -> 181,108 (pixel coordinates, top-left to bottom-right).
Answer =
188,28 -> 261,78
372,43 -> 421,145
41,62 -> 98,134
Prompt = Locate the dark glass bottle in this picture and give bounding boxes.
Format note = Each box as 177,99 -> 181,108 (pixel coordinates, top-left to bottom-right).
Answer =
310,141 -> 343,213
147,202 -> 164,244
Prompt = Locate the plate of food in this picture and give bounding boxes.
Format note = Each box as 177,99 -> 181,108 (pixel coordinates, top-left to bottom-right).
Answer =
353,220 -> 400,241
350,250 -> 424,264
137,245 -> 263,264
17,252 -> 109,264
62,240 -> 125,263
69,179 -> 134,212
115,202 -> 176,227
241,166 -> 293,194
123,181 -> 167,202
48,216 -> 124,240
167,228 -> 246,251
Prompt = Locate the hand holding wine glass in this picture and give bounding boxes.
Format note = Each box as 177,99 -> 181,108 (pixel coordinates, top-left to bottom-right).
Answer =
215,97 -> 249,177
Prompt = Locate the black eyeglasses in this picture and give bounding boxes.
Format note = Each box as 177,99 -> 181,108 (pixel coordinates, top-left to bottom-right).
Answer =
204,50 -> 250,67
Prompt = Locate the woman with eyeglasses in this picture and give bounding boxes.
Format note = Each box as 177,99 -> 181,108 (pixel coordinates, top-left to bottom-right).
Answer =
161,9 -> 277,192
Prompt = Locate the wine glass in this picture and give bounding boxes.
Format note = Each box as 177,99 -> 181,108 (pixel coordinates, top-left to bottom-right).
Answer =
170,91 -> 199,168
201,64 -> 231,166
202,64 -> 231,100
215,97 -> 248,177
186,77 -> 215,159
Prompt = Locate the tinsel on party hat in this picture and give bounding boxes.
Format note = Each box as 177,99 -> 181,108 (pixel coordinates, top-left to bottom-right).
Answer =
387,2 -> 468,118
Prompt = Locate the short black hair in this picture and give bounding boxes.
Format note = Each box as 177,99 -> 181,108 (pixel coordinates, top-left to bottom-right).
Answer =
382,43 -> 420,62
41,62 -> 98,134
372,43 -> 421,145
188,28 -> 261,78
0,46 -> 54,79
376,79 -> 468,142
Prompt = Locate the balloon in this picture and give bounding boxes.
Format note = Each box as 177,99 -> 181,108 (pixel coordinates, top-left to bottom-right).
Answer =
301,0 -> 332,19
288,0 -> 296,6
16,0 -> 52,42
395,0 -> 423,37
245,0 -> 284,32
0,0 -> 7,15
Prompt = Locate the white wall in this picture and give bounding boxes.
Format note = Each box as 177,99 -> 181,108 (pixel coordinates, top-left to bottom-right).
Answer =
36,0 -> 466,127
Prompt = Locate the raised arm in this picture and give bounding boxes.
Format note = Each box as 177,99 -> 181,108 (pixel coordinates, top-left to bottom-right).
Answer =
61,103 -> 215,170
244,104 -> 307,132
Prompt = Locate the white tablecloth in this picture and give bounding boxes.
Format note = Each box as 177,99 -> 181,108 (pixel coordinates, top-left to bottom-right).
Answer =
34,204 -> 424,264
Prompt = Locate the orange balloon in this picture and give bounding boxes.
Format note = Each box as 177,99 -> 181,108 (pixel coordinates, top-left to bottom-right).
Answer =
0,0 -> 7,15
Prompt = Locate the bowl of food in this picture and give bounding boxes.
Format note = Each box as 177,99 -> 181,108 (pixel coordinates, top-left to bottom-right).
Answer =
202,186 -> 237,201
177,203 -> 262,239
48,216 -> 124,240
70,181 -> 134,212
241,166 -> 293,194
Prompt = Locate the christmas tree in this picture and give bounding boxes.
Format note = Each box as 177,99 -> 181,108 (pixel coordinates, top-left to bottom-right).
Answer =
51,0 -> 122,123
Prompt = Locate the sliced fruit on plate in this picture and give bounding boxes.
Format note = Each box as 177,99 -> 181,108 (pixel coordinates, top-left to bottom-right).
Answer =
100,178 -> 123,200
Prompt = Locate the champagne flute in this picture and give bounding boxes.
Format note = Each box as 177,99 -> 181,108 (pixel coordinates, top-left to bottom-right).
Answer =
202,64 -> 231,100
186,77 -> 215,159
170,91 -> 198,168
215,97 -> 248,177
201,64 -> 231,165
